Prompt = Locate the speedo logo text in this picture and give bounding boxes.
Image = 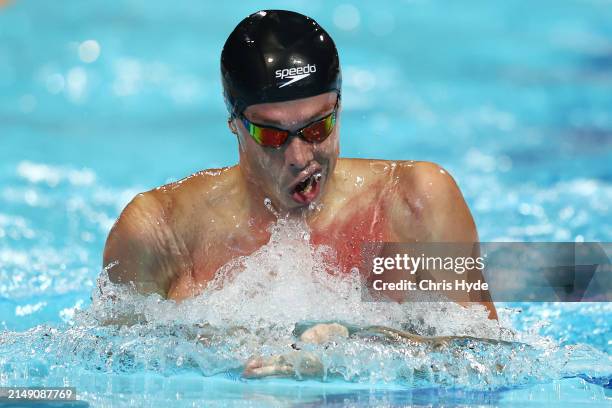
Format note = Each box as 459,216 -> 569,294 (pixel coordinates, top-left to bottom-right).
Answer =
275,64 -> 317,88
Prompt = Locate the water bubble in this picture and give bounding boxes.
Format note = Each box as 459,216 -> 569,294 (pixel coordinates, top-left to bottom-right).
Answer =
263,197 -> 279,217
333,4 -> 361,31
78,40 -> 100,63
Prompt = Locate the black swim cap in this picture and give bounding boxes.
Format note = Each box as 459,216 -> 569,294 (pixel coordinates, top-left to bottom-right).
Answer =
221,10 -> 342,116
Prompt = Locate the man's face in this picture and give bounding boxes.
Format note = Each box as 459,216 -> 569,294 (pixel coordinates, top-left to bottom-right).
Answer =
232,91 -> 340,210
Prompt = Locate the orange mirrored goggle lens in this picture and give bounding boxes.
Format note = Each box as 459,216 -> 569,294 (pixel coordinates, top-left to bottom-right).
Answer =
301,112 -> 336,143
241,109 -> 337,148
247,125 -> 289,147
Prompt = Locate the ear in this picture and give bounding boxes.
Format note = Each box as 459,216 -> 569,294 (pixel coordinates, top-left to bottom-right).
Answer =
228,117 -> 238,135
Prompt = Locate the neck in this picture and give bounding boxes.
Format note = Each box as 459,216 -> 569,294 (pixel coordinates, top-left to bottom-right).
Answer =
237,168 -> 279,226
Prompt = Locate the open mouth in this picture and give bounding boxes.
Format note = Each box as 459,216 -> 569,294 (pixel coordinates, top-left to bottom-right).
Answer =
291,172 -> 322,204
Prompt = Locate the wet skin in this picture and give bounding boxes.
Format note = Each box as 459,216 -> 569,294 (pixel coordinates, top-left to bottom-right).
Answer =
102,91 -> 497,320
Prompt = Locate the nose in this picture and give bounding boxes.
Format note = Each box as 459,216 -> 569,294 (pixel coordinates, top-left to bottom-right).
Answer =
284,135 -> 314,172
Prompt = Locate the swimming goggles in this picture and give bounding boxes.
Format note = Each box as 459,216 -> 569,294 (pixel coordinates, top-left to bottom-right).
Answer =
237,94 -> 340,148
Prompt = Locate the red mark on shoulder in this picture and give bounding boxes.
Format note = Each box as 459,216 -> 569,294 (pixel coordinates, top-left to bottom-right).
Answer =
311,204 -> 387,274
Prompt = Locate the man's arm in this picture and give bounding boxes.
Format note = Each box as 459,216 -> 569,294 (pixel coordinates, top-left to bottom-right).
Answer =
392,161 -> 498,320
102,192 -> 185,297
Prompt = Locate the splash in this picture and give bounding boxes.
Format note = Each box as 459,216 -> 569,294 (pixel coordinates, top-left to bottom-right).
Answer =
92,216 -> 503,336
1,217 -> 611,390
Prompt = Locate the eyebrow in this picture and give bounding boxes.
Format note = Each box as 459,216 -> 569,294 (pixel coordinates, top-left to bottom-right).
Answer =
249,102 -> 336,127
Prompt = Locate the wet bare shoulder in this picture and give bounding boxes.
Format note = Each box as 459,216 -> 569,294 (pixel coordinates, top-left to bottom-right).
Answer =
102,166 -> 244,299
334,158 -> 399,186
397,160 -> 458,205
149,166 -> 240,225
395,160 -> 477,241
336,158 -> 453,191
103,190 -> 183,296
338,158 -> 421,177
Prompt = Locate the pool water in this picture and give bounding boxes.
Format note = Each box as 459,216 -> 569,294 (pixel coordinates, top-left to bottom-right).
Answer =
1,0 -> 611,406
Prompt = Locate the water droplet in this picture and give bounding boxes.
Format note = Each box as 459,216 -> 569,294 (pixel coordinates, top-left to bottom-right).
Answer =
263,197 -> 279,217
369,162 -> 389,174
78,40 -> 101,63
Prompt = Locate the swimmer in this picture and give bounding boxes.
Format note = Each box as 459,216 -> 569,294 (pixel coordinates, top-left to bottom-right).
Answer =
102,9 -> 498,372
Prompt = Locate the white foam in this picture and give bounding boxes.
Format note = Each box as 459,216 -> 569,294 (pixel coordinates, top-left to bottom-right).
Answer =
79,217 -> 612,386
93,216 -> 505,339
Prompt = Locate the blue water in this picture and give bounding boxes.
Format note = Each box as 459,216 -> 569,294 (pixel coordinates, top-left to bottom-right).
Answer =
1,0 -> 611,406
